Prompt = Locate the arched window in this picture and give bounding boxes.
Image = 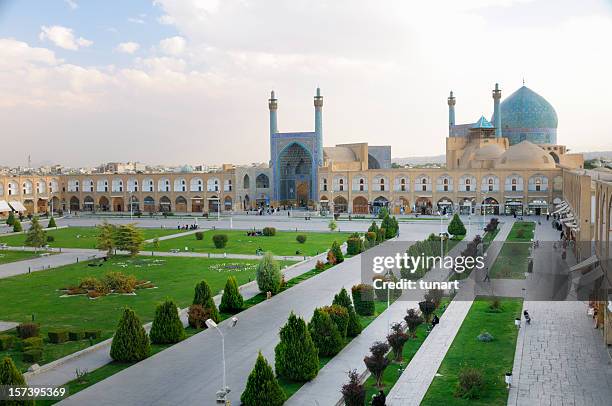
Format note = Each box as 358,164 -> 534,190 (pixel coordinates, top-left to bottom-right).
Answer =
243,174 -> 250,189
321,178 -> 328,191
190,177 -> 203,192
256,174 -> 270,189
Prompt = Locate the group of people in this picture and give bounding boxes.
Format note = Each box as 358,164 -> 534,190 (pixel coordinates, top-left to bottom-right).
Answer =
177,224 -> 199,230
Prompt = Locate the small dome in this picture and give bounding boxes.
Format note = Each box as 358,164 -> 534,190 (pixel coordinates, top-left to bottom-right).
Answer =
180,165 -> 194,173
495,140 -> 556,169
323,147 -> 357,162
474,144 -> 505,160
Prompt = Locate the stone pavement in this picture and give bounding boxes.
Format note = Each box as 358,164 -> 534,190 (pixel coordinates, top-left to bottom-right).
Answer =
0,251 -> 104,279
385,219 -> 515,405
507,219 -> 612,406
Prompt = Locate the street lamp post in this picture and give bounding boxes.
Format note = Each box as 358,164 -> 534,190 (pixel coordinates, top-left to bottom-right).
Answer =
206,319 -> 230,403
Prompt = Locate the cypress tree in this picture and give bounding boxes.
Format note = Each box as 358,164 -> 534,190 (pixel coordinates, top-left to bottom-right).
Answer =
219,276 -> 244,313
192,280 -> 220,323
308,308 -> 343,357
332,288 -> 362,337
0,356 -> 34,406
274,312 -> 319,382
110,308 -> 150,362
240,352 -> 286,406
47,216 -> 57,228
150,299 -> 185,344
12,219 -> 22,233
329,240 -> 344,264
6,211 -> 15,226
448,213 -> 466,236
256,252 -> 282,294
24,217 -> 47,251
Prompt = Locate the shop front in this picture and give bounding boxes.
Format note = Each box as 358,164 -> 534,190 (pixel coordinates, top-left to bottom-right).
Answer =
504,198 -> 524,216
528,199 -> 549,215
437,197 -> 453,215
459,198 -> 475,215
481,197 -> 500,215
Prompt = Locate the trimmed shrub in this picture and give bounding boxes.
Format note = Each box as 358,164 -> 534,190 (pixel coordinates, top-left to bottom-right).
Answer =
241,352 -> 286,406
0,335 -> 14,351
328,219 -> 338,232
309,308 -> 343,357
47,217 -> 57,228
330,240 -> 344,264
219,276 -> 244,314
110,308 -> 150,362
332,288 -> 362,337
341,369 -> 366,406
477,332 -> 494,342
22,349 -> 43,363
455,367 -> 484,399
448,213 -> 467,236
387,322 -> 410,362
19,337 -> 43,351
192,280 -> 220,323
365,231 -> 377,243
0,356 -> 33,405
84,330 -> 102,339
351,284 -> 375,316
48,330 -> 69,344
346,237 -> 363,255
188,304 -> 212,329
404,308 -> 424,337
212,234 -> 228,248
326,250 -> 337,265
315,260 -> 325,271
150,299 -> 185,344
262,227 -> 276,236
16,323 -> 39,339
275,312 -> 319,382
47,235 -> 55,242
321,305 -> 349,338
195,231 -> 204,240
363,341 -> 391,389
296,234 -> 307,244
256,253 -> 282,295
68,331 -> 85,341
12,219 -> 22,232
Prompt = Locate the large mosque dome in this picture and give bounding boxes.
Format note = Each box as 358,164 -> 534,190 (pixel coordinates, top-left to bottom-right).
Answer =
494,140 -> 556,169
492,85 -> 558,146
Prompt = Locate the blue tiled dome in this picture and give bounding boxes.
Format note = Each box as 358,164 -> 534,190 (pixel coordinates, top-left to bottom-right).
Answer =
492,86 -> 558,145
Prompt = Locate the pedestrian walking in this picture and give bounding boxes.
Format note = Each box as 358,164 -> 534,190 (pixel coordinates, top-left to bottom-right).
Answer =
483,267 -> 491,282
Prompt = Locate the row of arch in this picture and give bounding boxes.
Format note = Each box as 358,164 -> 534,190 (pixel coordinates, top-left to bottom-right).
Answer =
241,174 -> 270,189
321,174 -> 560,193
66,177 -> 233,194
0,180 -> 59,196
67,195 -> 233,213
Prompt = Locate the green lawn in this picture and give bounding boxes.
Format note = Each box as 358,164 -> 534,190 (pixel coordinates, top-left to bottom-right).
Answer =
146,229 -> 351,256
0,250 -> 46,264
363,298 -> 450,400
421,298 -> 523,406
490,221 -> 534,279
0,255 -> 293,371
0,226 -> 182,249
279,300 -> 390,399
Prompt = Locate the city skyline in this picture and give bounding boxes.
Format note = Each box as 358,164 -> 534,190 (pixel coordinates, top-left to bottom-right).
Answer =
1,0 -> 611,167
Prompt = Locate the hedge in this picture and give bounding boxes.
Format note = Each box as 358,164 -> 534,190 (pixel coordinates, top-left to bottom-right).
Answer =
48,330 -> 69,344
351,284 -> 375,316
23,349 -> 43,363
68,331 -> 85,341
16,323 -> 39,339
19,337 -> 43,352
84,330 -> 102,339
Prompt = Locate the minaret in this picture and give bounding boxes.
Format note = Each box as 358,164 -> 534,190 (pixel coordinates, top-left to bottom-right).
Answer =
492,83 -> 502,137
314,87 -> 323,166
447,90 -> 456,136
269,90 -> 278,166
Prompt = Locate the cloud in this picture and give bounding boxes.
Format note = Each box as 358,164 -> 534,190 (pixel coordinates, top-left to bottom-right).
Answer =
157,14 -> 175,25
64,0 -> 78,10
128,17 -> 145,24
159,36 -> 186,56
115,42 -> 140,54
39,25 -> 92,50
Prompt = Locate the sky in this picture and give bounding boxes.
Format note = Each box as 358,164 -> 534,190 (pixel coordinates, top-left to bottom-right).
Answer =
0,0 -> 611,167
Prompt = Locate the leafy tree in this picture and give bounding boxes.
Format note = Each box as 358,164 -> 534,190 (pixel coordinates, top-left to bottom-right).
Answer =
404,308 -> 424,337
6,211 -> 15,226
332,288 -> 362,337
328,219 -> 338,232
47,216 -> 57,228
0,356 -> 34,406
308,308 -> 343,356
150,299 -> 185,344
387,322 -> 410,362
329,240 -> 344,264
447,213 -> 466,236
24,217 -> 47,251
256,252 -> 282,294
274,312 -> 319,382
192,280 -> 220,323
96,221 -> 116,256
241,352 -> 286,406
341,369 -> 366,406
219,276 -> 244,313
115,224 -> 144,256
110,308 -> 150,362
12,219 -> 22,233
363,341 -> 390,389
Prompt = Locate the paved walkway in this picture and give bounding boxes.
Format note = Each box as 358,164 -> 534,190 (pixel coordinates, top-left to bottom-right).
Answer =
507,220 -> 612,406
0,251 -> 104,279
385,219 -> 515,405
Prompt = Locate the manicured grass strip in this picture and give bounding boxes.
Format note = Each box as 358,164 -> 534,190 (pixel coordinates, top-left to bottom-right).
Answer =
146,229 -> 351,257
279,300 -> 390,398
0,255 -> 293,371
0,250 -> 46,264
37,327 -> 203,406
421,298 -> 523,406
490,221 -> 534,279
362,299 -> 450,400
0,226 -> 183,249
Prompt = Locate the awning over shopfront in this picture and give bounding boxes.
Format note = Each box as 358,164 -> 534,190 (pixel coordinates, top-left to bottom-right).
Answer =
552,202 -> 569,214
576,266 -> 604,287
0,200 -> 11,212
569,255 -> 599,273
8,201 -> 26,212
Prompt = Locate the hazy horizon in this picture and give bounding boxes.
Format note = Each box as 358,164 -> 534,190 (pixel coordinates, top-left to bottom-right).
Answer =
1,0 -> 611,168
